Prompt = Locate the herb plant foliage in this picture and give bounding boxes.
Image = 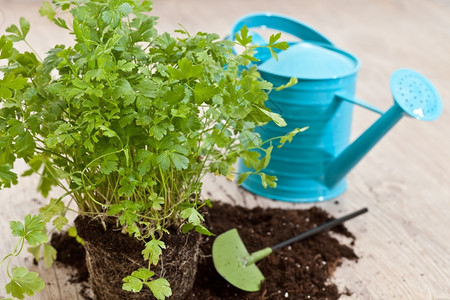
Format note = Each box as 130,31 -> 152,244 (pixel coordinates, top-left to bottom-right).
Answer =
0,0 -> 299,299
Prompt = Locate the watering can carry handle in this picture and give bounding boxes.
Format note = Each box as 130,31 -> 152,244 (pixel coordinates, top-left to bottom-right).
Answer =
230,12 -> 334,46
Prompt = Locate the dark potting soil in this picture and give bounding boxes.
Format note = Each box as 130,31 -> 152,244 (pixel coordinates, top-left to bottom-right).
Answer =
50,231 -> 89,283
51,202 -> 359,300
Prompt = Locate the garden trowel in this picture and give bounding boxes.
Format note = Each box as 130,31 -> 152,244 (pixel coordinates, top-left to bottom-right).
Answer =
212,207 -> 368,292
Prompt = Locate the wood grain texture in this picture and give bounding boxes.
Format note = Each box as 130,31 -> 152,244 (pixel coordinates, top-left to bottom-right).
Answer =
1,0 -> 449,299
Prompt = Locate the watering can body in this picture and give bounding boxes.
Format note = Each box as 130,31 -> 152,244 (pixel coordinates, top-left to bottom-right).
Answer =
238,45 -> 360,202
233,13 -> 442,203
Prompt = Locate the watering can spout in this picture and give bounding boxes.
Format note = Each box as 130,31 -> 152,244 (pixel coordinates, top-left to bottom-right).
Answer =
324,104 -> 403,187
324,69 -> 442,188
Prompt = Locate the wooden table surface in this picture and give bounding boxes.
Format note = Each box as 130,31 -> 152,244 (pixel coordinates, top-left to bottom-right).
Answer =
1,0 -> 449,299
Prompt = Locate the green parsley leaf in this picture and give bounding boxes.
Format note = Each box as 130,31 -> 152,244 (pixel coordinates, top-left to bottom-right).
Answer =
168,58 -> 203,80
278,127 -> 308,148
130,268 -> 155,281
39,2 -> 56,20
156,151 -> 171,170
194,224 -> 214,236
275,77 -> 298,91
52,216 -> 68,231
168,152 -> 189,170
5,267 -> 45,299
258,108 -> 287,127
142,239 -> 166,265
180,207 -> 204,226
259,173 -> 277,188
145,278 -> 172,300
0,164 -> 18,188
27,245 -> 41,263
10,214 -> 48,246
235,25 -> 252,46
122,275 -> 144,293
237,172 -> 252,185
0,35 -> 14,59
43,244 -> 57,268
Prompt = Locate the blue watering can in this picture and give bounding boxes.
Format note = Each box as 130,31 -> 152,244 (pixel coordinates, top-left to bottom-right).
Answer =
233,13 -> 443,203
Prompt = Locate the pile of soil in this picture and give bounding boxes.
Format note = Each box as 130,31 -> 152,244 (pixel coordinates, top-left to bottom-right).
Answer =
50,231 -> 89,283
51,202 -> 359,299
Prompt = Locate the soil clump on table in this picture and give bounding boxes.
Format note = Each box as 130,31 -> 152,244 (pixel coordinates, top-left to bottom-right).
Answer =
51,202 -> 359,299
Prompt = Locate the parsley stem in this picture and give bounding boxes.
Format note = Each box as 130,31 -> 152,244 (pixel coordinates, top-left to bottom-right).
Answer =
24,39 -> 43,61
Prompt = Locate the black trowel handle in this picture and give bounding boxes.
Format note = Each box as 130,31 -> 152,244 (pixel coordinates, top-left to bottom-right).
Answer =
271,207 -> 368,251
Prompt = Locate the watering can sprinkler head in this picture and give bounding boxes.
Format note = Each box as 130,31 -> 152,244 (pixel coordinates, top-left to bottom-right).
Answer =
324,69 -> 442,188
389,69 -> 442,121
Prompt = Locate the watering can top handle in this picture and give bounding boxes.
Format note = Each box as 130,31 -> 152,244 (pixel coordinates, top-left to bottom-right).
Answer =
230,12 -> 334,46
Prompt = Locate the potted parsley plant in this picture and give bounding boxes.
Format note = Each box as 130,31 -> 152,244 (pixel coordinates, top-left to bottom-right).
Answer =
0,0 -> 299,299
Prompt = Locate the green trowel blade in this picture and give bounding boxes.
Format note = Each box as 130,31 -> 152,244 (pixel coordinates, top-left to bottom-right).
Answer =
212,228 -> 270,292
